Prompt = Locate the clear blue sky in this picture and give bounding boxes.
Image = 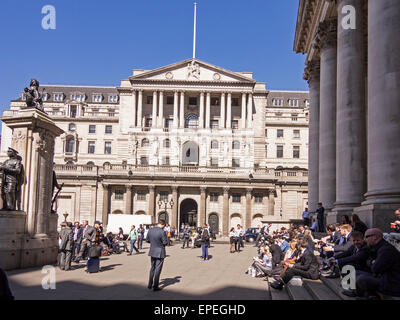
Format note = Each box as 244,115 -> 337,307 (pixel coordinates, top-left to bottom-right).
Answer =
0,0 -> 307,113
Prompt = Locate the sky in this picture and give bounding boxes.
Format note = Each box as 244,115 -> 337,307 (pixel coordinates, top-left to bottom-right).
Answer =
0,0 -> 307,114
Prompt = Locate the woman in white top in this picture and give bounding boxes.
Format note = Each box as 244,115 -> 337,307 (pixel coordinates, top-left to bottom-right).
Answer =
229,227 -> 236,253
246,246 -> 272,277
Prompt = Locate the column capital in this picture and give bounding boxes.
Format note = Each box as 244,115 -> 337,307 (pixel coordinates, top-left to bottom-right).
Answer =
314,19 -> 338,51
149,185 -> 155,191
138,89 -> 144,92
223,186 -> 230,193
200,186 -> 207,192
102,183 -> 110,189
246,187 -> 253,193
125,185 -> 132,190
172,185 -> 179,192
303,60 -> 321,83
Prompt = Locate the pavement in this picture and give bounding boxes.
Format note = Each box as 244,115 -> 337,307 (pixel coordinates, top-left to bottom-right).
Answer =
6,242 -> 270,300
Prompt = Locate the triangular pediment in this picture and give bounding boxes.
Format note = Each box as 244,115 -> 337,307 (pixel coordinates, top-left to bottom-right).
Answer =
129,59 -> 256,83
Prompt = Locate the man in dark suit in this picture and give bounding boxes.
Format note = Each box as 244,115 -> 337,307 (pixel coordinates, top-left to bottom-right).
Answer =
75,220 -> 97,263
72,221 -> 83,260
147,220 -> 168,291
60,222 -> 74,271
270,238 -> 320,290
316,202 -> 325,232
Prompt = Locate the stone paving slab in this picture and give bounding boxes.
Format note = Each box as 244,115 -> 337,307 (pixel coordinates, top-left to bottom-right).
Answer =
6,243 -> 269,300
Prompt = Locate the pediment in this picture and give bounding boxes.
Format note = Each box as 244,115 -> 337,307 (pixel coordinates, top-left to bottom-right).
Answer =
129,59 -> 256,83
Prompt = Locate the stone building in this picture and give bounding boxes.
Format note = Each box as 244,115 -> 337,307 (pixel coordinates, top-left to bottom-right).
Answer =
1,59 -> 309,235
294,0 -> 400,231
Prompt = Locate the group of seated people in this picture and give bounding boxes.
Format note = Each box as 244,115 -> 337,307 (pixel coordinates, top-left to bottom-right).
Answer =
245,214 -> 400,299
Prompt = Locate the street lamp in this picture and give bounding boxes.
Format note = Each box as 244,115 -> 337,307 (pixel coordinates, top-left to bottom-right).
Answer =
158,198 -> 174,224
63,212 -> 69,222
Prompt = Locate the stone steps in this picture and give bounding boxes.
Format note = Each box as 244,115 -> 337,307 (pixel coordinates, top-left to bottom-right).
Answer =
303,279 -> 341,300
267,277 -> 290,300
286,282 -> 314,300
320,276 -> 356,300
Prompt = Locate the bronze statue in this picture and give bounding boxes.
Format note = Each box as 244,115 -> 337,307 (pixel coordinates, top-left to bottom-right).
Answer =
23,79 -> 44,112
0,148 -> 23,211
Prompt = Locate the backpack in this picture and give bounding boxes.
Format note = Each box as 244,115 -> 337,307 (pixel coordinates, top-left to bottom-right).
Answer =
202,229 -> 210,241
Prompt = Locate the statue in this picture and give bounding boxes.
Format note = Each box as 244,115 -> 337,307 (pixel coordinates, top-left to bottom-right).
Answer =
187,60 -> 200,80
0,148 -> 23,211
23,79 -> 44,112
51,169 -> 63,213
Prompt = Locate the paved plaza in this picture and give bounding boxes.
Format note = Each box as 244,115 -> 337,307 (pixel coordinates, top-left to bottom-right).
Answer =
7,242 -> 269,300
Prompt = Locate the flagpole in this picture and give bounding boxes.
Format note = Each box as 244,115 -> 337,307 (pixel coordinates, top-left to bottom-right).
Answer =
193,2 -> 197,59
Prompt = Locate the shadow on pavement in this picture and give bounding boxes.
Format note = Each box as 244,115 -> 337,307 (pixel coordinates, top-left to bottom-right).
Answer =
159,276 -> 182,289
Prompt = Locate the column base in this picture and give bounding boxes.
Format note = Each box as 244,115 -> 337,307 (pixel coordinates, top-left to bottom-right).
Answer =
353,203 -> 400,233
327,203 -> 360,225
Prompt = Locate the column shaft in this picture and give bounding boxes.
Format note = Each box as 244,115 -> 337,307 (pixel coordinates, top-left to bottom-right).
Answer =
247,93 -> 253,128
125,186 -> 132,214
158,91 -> 164,128
132,91 -> 137,128
268,190 -> 275,216
152,91 -> 158,128
220,93 -> 226,129
172,187 -> 178,229
173,91 -> 179,128
200,187 -> 207,225
148,186 -> 155,220
226,93 -> 232,128
241,93 -> 247,129
205,93 -> 211,129
179,92 -> 185,128
222,187 -> 229,236
199,92 -> 205,128
246,188 -> 252,230
137,90 -> 143,128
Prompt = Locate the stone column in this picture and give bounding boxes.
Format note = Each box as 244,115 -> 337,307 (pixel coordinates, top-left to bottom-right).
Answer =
220,93 -> 226,129
158,91 -> 164,128
102,184 -> 110,227
199,92 -> 205,128
247,93 -> 253,129
268,190 -> 275,216
304,61 -> 321,214
241,93 -> 247,129
148,185 -> 155,220
226,93 -> 232,129
137,90 -> 143,128
132,90 -> 137,128
222,187 -> 230,236
354,0 -> 400,231
200,186 -> 207,225
152,91 -> 158,128
205,92 -> 211,129
173,91 -> 179,128
315,19 -> 338,213
246,188 -> 252,230
331,0 -> 367,223
125,185 -> 132,214
179,91 -> 185,128
172,186 -> 178,229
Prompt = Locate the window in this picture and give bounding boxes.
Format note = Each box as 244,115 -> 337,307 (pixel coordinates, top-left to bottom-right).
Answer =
232,158 -> 240,167
145,118 -> 152,128
186,114 -> 198,128
255,194 -> 263,203
54,93 -> 64,102
88,141 -> 95,154
70,105 -> 77,118
140,156 -> 149,165
137,191 -> 146,201
109,95 -> 119,103
93,94 -> 102,102
277,129 -> 284,138
115,189 -> 124,200
232,141 -> 240,150
291,113 -> 298,121
108,109 -> 115,117
210,120 -> 219,129
42,93 -> 49,101
277,145 -> 283,158
305,99 -> 310,108
160,191 -> 169,202
211,97 -> 220,106
211,140 -> 219,149
104,141 -> 112,154
272,98 -> 283,106
288,99 -> 299,107
293,129 -> 300,139
166,96 -> 174,105
232,98 -> 239,106
210,192 -> 219,202
105,125 -> 112,134
89,125 -> 96,134
232,194 -> 241,203
293,146 -> 300,158
265,129 -> 268,137
211,157 -> 218,167
68,123 -> 76,132
189,97 -> 197,105
141,138 -> 149,147
146,96 -> 153,104
231,120 -> 239,129
71,94 -> 85,102
65,137 -> 75,154
165,119 -> 173,128
163,139 -> 170,148
162,156 -> 170,165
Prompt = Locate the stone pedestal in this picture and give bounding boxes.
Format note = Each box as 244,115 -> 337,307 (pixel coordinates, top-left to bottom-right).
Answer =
0,109 -> 63,270
353,203 -> 400,233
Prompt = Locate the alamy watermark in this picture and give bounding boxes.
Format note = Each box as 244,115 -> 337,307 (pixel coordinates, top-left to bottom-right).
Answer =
341,5 -> 356,30
42,5 -> 56,30
41,265 -> 56,290
341,265 -> 356,290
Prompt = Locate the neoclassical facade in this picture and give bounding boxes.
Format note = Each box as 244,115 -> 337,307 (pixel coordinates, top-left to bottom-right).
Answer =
295,0 -> 400,231
2,59 -> 309,235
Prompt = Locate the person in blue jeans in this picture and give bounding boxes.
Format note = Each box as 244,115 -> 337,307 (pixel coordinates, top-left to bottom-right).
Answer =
201,224 -> 210,261
127,225 -> 140,255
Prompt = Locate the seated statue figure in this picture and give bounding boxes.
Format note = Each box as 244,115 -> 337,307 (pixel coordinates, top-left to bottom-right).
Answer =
23,79 -> 44,112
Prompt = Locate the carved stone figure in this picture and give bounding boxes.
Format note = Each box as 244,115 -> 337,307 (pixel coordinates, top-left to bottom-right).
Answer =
23,79 -> 44,112
187,61 -> 200,80
0,148 -> 23,210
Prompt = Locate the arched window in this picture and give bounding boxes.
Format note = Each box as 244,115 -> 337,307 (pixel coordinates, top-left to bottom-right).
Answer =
65,137 -> 75,154
211,140 -> 219,149
185,114 -> 198,128
232,140 -> 240,150
86,161 -> 95,166
163,139 -> 170,148
141,138 -> 150,147
103,162 -> 111,168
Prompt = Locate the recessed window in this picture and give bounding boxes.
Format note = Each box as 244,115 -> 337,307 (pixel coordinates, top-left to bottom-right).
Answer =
65,137 -> 75,154
291,113 -> 298,121
186,114 -> 198,128
232,194 -> 241,203
210,120 -> 218,129
71,94 -> 85,102
211,140 -> 219,149
293,129 -> 300,139
93,94 -> 103,102
189,97 -> 197,105
145,118 -> 152,128
293,146 -> 300,159
210,192 -> 219,202
272,98 -> 283,106
231,120 -> 239,129
89,125 -> 96,134
70,105 -> 77,118
162,156 -> 170,165
232,98 -> 239,107
232,141 -> 240,150
211,97 -> 220,106
277,145 -> 283,158
265,145 -> 268,157
289,99 -> 299,107
255,194 -> 263,203
141,138 -> 149,147
140,156 -> 149,165
160,191 -> 169,202
42,93 -> 49,101
277,129 -> 284,138
104,141 -> 112,154
115,189 -> 124,200
232,158 -> 240,167
137,191 -> 146,201
146,96 -> 153,105
166,96 -> 174,105
163,139 -> 170,148
54,93 -> 64,102
68,123 -> 76,132
108,109 -> 115,117
105,125 -> 112,134
109,95 -> 119,103
165,119 -> 173,128
88,141 -> 95,154
265,129 -> 268,137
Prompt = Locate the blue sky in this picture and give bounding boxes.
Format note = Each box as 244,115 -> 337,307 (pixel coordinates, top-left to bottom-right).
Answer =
0,0 -> 307,113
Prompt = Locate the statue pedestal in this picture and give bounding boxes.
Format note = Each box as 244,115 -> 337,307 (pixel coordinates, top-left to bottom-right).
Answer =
0,109 -> 63,270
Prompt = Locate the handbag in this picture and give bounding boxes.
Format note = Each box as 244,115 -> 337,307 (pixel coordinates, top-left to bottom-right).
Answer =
88,245 -> 103,258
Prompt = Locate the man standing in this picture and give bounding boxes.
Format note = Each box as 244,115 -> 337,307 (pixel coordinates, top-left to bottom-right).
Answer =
60,222 -> 74,271
75,220 -> 96,263
72,222 -> 83,261
316,202 -> 325,233
302,208 -> 310,227
147,220 -> 168,291
137,224 -> 145,250
181,224 -> 190,249
127,225 -> 140,255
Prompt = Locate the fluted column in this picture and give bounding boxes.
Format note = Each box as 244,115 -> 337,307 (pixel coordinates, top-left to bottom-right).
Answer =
152,91 -> 158,128
241,93 -> 247,129
268,190 -> 275,216
226,93 -> 232,129
200,186 -> 207,225
222,187 -> 230,236
173,91 -> 179,128
137,90 -> 143,128
304,61 -> 321,214
172,186 -> 178,229
332,0 -> 367,222
220,93 -> 226,129
158,91 -> 164,128
246,188 -> 252,230
132,91 -> 137,128
148,185 -> 155,220
247,93 -> 253,129
205,92 -> 211,129
179,91 -> 185,128
315,19 -> 338,213
199,91 -> 205,128
125,185 -> 132,214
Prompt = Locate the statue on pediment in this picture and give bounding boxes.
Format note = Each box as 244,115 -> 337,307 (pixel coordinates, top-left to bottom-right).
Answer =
187,60 -> 200,80
23,79 -> 45,112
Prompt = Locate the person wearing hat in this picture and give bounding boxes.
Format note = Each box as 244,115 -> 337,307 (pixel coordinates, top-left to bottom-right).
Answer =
0,148 -> 22,211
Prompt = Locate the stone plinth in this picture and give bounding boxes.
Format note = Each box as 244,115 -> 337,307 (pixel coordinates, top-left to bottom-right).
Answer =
353,203 -> 400,234
0,109 -> 64,270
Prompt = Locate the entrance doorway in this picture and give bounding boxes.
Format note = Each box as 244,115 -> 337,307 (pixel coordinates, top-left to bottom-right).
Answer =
179,199 -> 198,226
208,213 -> 219,235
